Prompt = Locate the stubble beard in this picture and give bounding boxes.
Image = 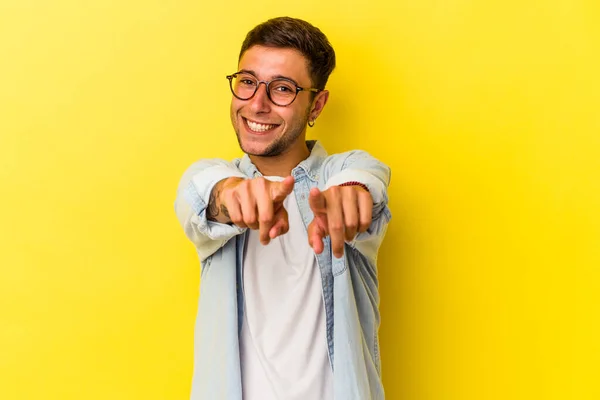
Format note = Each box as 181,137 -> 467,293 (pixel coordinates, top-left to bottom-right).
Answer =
233,107 -> 311,157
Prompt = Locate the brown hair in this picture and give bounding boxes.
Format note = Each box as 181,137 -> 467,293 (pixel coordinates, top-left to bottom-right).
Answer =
239,17 -> 336,90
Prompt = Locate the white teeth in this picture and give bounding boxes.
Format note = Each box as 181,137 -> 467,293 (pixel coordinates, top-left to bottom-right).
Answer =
246,119 -> 276,132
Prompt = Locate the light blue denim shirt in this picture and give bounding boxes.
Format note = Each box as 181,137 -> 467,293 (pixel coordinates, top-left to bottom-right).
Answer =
175,141 -> 391,400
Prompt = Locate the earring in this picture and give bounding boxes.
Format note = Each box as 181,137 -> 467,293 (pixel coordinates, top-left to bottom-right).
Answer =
308,119 -> 315,128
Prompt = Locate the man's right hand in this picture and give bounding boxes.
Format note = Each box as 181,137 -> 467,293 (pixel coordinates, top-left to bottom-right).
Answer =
207,176 -> 295,245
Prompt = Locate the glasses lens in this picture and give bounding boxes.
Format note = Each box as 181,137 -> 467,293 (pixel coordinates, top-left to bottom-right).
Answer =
232,73 -> 257,100
269,79 -> 297,106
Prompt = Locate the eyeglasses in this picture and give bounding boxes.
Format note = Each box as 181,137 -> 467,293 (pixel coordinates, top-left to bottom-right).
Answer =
226,72 -> 321,107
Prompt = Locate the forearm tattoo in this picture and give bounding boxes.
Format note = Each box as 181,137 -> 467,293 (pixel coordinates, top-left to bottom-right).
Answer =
220,204 -> 230,219
207,186 -> 221,220
207,184 -> 230,221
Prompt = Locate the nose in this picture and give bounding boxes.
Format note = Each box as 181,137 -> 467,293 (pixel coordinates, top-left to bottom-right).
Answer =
248,82 -> 271,113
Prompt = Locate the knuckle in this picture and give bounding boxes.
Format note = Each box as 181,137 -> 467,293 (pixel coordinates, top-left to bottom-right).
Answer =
236,181 -> 249,195
330,223 -> 344,232
244,214 -> 257,224
222,188 -> 235,200
258,215 -> 273,224
253,176 -> 266,187
237,179 -> 247,189
360,190 -> 372,200
345,220 -> 358,230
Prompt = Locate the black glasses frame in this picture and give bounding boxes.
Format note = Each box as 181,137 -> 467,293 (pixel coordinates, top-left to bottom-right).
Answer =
226,72 -> 321,106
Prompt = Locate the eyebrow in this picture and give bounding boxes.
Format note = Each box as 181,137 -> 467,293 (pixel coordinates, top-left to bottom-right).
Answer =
237,69 -> 299,86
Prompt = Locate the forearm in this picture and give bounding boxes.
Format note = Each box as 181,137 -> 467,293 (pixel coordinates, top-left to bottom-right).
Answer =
174,159 -> 247,260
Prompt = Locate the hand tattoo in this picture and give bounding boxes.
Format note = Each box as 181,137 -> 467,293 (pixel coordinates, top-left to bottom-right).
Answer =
220,204 -> 230,219
207,186 -> 221,220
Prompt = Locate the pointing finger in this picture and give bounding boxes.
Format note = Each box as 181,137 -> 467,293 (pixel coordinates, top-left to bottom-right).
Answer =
271,176 -> 295,202
255,182 -> 275,245
308,188 -> 326,215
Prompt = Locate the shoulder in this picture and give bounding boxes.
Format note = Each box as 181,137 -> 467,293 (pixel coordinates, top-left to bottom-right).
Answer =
321,149 -> 390,172
315,149 -> 391,192
177,157 -> 246,190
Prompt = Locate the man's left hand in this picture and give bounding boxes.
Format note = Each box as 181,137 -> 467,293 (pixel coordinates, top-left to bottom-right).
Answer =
307,185 -> 373,258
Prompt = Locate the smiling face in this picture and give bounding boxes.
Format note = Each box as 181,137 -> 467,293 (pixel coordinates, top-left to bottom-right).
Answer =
230,45 -> 327,157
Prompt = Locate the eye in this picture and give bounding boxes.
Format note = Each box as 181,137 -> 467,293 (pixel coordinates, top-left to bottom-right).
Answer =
272,82 -> 296,93
235,73 -> 257,87
240,79 -> 256,86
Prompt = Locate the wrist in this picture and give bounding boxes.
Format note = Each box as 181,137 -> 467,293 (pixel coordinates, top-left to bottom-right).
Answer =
209,177 -> 244,223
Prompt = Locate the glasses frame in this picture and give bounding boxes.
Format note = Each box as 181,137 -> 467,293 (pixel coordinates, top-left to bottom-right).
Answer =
226,72 -> 321,107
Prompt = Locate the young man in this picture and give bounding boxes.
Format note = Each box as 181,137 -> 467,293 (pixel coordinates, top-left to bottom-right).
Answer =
175,17 -> 391,400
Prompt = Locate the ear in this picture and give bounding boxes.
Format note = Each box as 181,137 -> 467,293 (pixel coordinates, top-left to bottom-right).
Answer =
309,90 -> 330,120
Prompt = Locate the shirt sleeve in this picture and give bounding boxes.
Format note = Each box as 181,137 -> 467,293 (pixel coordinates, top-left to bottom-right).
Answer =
174,159 -> 248,262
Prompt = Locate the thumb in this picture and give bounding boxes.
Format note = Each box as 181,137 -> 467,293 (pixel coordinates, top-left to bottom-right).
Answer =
308,187 -> 326,214
271,176 -> 295,202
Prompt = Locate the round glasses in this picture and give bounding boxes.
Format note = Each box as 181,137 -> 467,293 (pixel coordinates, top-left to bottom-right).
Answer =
226,72 -> 321,107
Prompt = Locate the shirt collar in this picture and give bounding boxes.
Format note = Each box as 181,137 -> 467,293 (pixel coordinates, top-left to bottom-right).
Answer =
238,140 -> 328,180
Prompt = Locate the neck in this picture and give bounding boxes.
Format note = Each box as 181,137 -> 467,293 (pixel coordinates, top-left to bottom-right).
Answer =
249,140 -> 311,177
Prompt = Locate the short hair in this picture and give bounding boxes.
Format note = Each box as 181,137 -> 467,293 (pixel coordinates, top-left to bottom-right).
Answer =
239,17 -> 336,90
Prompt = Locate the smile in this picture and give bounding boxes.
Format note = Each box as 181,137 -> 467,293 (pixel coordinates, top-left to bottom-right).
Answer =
244,117 -> 279,133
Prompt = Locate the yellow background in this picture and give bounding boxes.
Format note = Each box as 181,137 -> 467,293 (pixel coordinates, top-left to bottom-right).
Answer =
1,1 -> 599,399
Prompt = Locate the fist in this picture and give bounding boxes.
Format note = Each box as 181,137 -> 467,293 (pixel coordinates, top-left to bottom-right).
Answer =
219,176 -> 295,245
307,184 -> 372,258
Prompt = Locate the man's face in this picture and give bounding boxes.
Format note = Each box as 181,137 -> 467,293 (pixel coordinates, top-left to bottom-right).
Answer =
230,45 -> 315,157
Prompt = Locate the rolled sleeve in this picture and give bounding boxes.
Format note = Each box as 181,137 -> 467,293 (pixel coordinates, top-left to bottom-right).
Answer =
324,168 -> 387,205
175,160 -> 248,261
321,151 -> 392,260
188,165 -> 247,240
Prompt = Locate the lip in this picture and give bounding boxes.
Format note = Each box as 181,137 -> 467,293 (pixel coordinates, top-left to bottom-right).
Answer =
242,117 -> 280,135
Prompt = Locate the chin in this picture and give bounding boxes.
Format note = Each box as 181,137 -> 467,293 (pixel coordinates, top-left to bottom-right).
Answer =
242,139 -> 286,157
237,136 -> 270,156
241,144 -> 267,156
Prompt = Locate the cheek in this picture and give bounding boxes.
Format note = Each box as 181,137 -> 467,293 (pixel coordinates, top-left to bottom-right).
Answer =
286,104 -> 306,120
287,104 -> 310,124
230,101 -> 242,120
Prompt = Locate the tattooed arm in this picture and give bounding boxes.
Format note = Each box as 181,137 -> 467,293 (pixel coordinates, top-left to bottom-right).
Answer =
175,158 -> 294,260
207,177 -> 243,223
174,160 -> 247,261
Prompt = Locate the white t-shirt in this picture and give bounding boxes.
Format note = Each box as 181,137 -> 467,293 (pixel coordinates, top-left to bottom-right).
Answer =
240,177 -> 333,400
